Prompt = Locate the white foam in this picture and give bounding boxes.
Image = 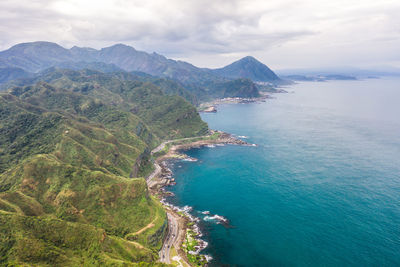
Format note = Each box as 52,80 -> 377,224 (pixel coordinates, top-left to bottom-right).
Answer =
181,205 -> 192,212
182,157 -> 198,162
205,255 -> 213,262
206,144 -> 216,148
203,214 -> 228,224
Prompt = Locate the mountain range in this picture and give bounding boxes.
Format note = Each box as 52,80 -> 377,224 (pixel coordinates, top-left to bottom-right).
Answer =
0,41 -> 283,98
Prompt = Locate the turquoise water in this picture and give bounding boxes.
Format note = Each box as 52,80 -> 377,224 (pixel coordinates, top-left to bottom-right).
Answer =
168,78 -> 400,266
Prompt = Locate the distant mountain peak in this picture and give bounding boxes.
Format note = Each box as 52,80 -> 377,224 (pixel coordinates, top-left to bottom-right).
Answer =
212,56 -> 281,82
0,41 -> 281,86
70,46 -> 97,52
103,43 -> 136,51
240,56 -> 257,61
7,41 -> 66,52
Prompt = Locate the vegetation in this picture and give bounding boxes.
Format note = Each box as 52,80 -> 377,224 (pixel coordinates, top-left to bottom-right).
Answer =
0,42 -> 284,266
182,229 -> 207,266
0,68 -> 209,265
207,78 -> 260,98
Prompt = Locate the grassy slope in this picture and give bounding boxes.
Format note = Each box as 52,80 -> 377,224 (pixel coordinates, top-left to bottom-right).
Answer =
0,94 -> 167,265
0,71 -> 207,265
19,69 -> 209,139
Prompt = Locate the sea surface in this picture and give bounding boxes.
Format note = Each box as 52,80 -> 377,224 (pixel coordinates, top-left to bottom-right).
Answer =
167,77 -> 400,266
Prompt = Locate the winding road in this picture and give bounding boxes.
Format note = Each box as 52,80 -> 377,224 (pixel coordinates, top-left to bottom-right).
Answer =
147,134 -> 214,264
146,162 -> 161,188
148,139 -> 184,264
159,213 -> 179,264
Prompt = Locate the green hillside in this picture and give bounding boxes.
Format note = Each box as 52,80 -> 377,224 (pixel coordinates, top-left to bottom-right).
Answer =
0,70 -> 208,266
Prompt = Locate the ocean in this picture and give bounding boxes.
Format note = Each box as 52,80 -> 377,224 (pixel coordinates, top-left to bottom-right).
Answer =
167,78 -> 400,266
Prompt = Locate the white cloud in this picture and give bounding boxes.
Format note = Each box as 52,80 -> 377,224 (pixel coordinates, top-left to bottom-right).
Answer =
0,0 -> 399,68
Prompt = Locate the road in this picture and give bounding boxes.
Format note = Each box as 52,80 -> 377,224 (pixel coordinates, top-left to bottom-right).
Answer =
147,136 -> 206,186
148,134 -> 212,264
151,140 -> 171,155
151,134 -> 211,155
159,212 -> 179,264
146,161 -> 161,187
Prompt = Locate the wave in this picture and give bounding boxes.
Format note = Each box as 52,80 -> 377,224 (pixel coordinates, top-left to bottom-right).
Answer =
182,157 -> 198,162
204,214 -> 228,224
205,255 -> 213,262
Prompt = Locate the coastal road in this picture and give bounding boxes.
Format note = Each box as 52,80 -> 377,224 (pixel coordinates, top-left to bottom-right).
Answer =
147,135 -> 211,186
150,133 -> 214,155
148,133 -> 215,264
146,161 -> 161,187
159,212 -> 179,264
151,140 -> 170,155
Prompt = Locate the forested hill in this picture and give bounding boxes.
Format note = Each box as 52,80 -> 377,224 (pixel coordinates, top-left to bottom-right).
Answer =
0,69 -> 207,265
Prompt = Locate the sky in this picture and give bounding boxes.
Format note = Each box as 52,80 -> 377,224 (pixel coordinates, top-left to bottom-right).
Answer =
0,0 -> 399,69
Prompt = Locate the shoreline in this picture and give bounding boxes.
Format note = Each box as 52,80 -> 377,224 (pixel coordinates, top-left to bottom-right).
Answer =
198,94 -> 271,113
147,131 -> 255,266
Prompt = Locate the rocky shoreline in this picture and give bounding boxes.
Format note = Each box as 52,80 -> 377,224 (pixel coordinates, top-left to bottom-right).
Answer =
199,95 -> 271,113
150,131 -> 254,189
149,131 -> 255,265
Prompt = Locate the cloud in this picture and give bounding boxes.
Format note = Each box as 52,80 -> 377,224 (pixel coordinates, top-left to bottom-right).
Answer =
0,0 -> 399,68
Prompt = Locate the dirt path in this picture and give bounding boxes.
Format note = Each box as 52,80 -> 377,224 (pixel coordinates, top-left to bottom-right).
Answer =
132,220 -> 155,236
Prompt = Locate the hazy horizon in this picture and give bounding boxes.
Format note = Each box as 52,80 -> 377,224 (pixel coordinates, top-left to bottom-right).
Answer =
1,0 -> 399,70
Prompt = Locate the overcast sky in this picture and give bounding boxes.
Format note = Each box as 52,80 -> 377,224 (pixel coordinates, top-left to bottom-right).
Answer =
0,0 -> 399,69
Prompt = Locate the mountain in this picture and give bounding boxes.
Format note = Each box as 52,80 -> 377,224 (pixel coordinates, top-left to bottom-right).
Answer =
72,44 -> 225,84
0,42 -> 220,84
212,56 -> 281,82
197,78 -> 260,98
55,61 -> 124,73
1,67 -> 201,105
0,42 -> 285,100
0,42 -> 72,72
0,67 -> 33,84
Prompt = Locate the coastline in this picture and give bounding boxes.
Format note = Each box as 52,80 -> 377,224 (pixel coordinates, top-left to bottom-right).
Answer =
147,131 -> 255,266
198,94 -> 271,113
